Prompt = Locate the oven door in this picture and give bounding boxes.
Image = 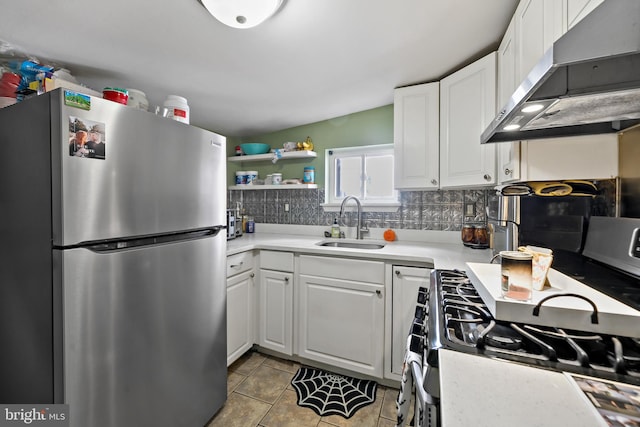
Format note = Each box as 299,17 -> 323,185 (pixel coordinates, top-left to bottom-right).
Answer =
396,334 -> 439,426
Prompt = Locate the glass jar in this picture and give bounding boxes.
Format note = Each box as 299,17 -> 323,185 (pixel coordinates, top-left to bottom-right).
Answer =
461,225 -> 475,245
474,225 -> 489,247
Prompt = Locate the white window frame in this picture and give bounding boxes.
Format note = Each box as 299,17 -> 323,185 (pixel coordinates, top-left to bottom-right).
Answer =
322,144 -> 400,212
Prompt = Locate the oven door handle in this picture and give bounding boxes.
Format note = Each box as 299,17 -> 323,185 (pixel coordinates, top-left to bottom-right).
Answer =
532,293 -> 599,324
410,361 -> 435,406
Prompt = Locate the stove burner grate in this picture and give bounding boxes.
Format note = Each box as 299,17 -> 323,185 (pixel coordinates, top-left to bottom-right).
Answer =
475,321 -> 524,351
430,269 -> 640,385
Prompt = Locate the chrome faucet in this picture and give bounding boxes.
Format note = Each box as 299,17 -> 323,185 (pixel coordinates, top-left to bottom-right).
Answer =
339,195 -> 368,239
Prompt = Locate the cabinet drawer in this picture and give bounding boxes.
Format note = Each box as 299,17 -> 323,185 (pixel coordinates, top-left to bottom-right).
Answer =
226,251 -> 254,278
259,250 -> 294,272
299,255 -> 384,284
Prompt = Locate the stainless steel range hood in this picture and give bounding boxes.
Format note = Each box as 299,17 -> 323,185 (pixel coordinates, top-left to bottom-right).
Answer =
481,0 -> 640,144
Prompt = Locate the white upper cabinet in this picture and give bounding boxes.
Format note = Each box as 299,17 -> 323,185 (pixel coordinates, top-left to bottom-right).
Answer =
497,16 -> 521,184
440,52 -> 497,189
494,0 -> 616,184
567,0 -> 604,30
393,83 -> 440,190
497,140 -> 521,184
497,17 -> 518,109
496,0 -> 573,184
515,0 -> 566,84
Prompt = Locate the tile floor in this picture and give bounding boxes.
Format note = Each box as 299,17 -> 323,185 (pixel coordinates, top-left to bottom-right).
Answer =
207,351 -> 400,427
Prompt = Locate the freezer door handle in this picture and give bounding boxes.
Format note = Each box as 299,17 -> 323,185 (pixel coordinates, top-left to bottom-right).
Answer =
58,226 -> 224,253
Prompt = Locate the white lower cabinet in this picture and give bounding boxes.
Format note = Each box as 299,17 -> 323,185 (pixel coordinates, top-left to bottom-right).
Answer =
227,270 -> 255,366
390,266 -> 431,376
226,251 -> 255,366
258,251 -> 294,355
297,255 -> 385,378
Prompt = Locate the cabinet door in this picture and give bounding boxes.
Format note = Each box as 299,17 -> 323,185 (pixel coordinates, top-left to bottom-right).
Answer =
497,16 -> 517,109
298,274 -> 384,377
227,269 -> 255,366
498,142 -> 521,184
258,269 -> 293,355
567,0 -> 603,30
394,82 -> 440,190
515,0 -> 566,83
391,266 -> 431,376
440,52 -> 497,188
497,15 -> 521,184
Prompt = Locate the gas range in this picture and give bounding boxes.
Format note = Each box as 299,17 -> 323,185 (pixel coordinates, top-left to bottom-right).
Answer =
398,267 -> 640,427
427,269 -> 640,386
397,217 -> 640,427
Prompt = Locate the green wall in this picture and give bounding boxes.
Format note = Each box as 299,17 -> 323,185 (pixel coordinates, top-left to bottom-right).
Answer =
226,104 -> 393,187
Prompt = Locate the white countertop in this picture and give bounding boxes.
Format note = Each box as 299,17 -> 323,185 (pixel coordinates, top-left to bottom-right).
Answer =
226,226 -> 492,269
439,349 -> 605,427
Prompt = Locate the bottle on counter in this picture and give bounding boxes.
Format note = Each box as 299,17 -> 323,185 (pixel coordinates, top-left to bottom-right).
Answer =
241,208 -> 248,234
331,218 -> 341,238
246,216 -> 255,233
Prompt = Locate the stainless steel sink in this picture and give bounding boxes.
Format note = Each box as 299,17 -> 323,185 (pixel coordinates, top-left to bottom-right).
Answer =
317,241 -> 385,250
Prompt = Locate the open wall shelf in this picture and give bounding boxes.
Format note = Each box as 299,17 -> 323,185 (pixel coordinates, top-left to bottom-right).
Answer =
228,150 -> 317,162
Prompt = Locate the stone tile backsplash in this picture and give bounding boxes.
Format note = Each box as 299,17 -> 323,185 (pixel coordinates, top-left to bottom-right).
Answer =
228,179 -> 617,232
228,189 -> 488,231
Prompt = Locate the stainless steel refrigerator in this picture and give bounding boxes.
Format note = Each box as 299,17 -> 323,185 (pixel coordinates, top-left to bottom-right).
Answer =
0,89 -> 227,426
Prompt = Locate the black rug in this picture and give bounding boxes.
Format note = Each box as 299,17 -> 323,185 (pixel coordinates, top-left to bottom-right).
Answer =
291,367 -> 377,419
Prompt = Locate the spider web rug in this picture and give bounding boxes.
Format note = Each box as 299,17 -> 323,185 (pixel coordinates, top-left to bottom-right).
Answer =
291,366 -> 377,419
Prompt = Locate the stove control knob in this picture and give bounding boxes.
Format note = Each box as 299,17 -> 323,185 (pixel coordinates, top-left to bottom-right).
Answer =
411,321 -> 423,336
417,291 -> 428,305
409,334 -> 423,353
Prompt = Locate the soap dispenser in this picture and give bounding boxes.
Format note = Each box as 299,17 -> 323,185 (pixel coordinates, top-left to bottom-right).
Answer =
331,218 -> 341,238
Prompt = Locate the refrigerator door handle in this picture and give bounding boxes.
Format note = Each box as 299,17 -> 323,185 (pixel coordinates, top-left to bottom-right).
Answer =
57,226 -> 225,253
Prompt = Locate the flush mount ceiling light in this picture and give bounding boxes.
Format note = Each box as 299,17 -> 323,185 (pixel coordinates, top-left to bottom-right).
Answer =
200,0 -> 283,29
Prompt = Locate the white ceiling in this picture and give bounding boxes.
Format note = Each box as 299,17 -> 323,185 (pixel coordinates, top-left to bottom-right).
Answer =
0,1 -> 517,137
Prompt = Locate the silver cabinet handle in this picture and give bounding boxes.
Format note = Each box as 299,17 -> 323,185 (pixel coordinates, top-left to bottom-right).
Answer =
504,168 -> 512,176
250,273 -> 255,278
375,290 -> 382,296
431,179 -> 438,185
483,174 -> 492,181
284,277 -> 290,283
230,261 -> 244,268
395,270 -> 400,276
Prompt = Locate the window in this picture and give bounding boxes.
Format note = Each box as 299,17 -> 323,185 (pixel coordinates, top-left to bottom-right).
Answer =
325,144 -> 399,207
